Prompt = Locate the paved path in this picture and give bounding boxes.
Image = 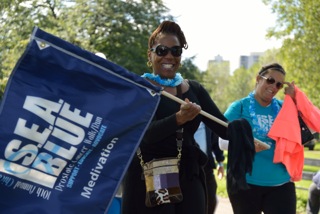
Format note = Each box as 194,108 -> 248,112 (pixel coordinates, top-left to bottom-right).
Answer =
215,197 -> 233,214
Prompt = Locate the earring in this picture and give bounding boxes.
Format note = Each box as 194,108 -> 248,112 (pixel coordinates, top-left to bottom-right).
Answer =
147,61 -> 152,68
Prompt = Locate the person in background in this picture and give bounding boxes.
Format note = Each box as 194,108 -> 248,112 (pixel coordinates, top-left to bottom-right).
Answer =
219,63 -> 297,214
121,20 -> 228,214
307,171 -> 320,214
194,121 -> 225,214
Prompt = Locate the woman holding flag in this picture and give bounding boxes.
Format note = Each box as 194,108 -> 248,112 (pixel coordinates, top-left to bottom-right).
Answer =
121,20 -> 229,214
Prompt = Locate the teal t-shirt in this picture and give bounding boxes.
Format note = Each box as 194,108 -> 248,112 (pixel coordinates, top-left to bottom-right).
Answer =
224,96 -> 290,186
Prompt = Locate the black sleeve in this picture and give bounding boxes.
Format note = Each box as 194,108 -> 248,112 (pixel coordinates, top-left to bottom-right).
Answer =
143,113 -> 179,143
211,131 -> 225,163
189,80 -> 228,139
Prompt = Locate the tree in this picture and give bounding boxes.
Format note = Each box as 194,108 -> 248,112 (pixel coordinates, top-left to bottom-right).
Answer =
68,0 -> 173,74
201,59 -> 231,112
179,56 -> 201,81
263,0 -> 320,107
0,0 -> 176,98
224,66 -> 256,111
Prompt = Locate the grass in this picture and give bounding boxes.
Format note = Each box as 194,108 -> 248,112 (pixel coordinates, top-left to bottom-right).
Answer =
216,141 -> 320,213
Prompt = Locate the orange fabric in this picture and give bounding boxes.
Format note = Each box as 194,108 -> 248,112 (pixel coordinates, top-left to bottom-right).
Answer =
268,95 -> 304,181
268,86 -> 320,181
295,87 -> 320,132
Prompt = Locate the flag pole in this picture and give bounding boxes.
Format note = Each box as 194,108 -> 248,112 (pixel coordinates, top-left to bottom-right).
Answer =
161,90 -> 270,150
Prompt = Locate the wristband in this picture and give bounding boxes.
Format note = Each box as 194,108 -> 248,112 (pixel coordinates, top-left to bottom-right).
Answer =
218,162 -> 224,167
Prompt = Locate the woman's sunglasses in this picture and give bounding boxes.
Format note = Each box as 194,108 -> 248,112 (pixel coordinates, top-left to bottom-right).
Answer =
259,75 -> 284,89
150,45 -> 183,57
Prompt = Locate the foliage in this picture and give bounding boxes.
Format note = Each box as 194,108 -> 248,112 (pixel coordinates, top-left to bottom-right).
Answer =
201,60 -> 231,112
68,0 -> 173,74
178,56 -> 201,81
263,0 -> 320,107
221,66 -> 256,112
0,0 -> 177,98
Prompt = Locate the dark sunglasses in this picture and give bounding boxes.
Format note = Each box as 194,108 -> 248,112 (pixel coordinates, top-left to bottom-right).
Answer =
260,75 -> 284,89
150,45 -> 183,57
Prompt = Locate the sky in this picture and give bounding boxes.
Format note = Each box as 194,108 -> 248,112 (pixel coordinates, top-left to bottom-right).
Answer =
163,0 -> 282,72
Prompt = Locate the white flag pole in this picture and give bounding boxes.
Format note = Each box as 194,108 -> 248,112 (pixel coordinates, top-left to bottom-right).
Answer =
161,90 -> 270,151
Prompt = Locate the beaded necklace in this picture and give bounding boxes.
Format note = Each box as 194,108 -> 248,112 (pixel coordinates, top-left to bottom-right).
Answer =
248,91 -> 281,138
141,73 -> 183,87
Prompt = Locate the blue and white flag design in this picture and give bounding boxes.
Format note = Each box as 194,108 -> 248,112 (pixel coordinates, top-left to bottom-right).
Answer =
0,27 -> 161,214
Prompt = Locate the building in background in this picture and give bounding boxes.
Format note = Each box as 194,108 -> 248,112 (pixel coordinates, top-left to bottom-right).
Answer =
204,55 -> 231,111
207,55 -> 230,76
239,52 -> 263,69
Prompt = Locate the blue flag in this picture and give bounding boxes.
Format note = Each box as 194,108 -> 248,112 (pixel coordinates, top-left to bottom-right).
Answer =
0,27 -> 161,213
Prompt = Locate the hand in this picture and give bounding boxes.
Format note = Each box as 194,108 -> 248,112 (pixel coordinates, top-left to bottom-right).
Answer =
283,81 -> 296,101
176,98 -> 201,125
254,139 -> 270,152
217,165 -> 224,180
254,142 -> 266,152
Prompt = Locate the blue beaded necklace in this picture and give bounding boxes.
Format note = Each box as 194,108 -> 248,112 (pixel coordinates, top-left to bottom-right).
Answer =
141,73 -> 183,87
248,91 -> 281,138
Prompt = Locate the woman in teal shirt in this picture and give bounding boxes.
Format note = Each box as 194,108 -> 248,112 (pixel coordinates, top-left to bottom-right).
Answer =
219,63 -> 296,214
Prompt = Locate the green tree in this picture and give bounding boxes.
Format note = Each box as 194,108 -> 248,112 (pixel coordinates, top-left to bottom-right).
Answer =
0,0 -> 177,98
179,56 -> 201,81
263,0 -> 320,107
224,66 -> 256,110
68,0 -> 173,74
201,59 -> 231,112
